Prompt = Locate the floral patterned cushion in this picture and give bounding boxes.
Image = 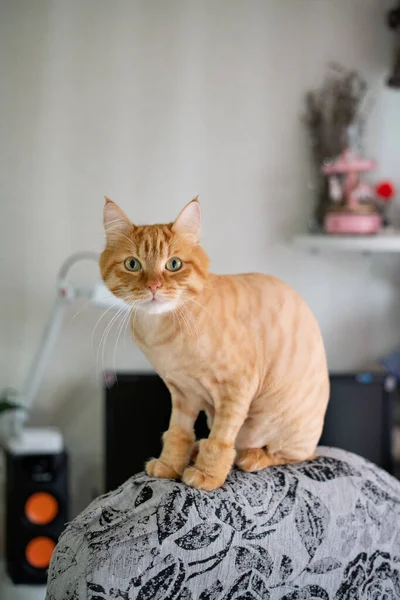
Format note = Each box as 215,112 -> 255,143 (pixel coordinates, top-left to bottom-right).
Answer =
46,447 -> 400,600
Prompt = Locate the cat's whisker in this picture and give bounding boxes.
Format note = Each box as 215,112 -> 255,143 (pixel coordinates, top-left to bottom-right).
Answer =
104,302 -> 131,361
92,302 -> 121,353
125,300 -> 139,333
112,306 -> 128,374
91,294 -> 132,352
180,302 -> 201,348
123,302 -> 136,349
181,295 -> 221,331
97,303 -> 131,379
178,303 -> 201,352
97,306 -> 124,377
172,306 -> 184,350
101,310 -> 128,383
68,295 -> 120,325
176,304 -> 193,339
130,305 -> 139,339
171,309 -> 179,349
113,300 -> 136,375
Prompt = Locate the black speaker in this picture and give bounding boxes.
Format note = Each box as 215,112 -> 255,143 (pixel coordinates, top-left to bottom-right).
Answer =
320,373 -> 396,474
4,427 -> 68,584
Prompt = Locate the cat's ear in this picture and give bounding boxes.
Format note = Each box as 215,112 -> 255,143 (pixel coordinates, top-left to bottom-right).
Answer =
103,197 -> 132,243
172,197 -> 201,242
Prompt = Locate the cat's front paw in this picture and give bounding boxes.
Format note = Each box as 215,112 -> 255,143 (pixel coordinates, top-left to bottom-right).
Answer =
182,466 -> 225,491
190,441 -> 200,463
146,458 -> 180,480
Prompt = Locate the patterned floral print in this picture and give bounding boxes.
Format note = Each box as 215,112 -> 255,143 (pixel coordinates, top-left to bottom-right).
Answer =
46,448 -> 400,600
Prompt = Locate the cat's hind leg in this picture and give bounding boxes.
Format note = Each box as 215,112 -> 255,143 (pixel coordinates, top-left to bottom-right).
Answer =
188,409 -> 213,463
190,441 -> 200,463
235,448 -> 314,471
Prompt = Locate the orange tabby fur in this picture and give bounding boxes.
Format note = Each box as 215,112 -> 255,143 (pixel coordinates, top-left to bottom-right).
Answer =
100,198 -> 329,491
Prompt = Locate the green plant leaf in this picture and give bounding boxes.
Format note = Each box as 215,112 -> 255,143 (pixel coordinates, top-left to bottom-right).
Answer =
0,399 -> 24,415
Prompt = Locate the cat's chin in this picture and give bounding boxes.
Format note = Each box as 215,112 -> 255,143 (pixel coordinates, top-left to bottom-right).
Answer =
138,298 -> 177,315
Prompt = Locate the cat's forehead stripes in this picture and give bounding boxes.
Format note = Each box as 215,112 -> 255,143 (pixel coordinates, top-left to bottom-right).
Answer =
133,225 -> 177,260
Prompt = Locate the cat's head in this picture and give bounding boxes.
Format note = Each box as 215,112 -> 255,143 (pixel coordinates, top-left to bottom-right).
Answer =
99,198 -> 210,314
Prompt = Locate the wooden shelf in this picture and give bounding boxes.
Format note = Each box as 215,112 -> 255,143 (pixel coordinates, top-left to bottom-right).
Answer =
293,230 -> 400,253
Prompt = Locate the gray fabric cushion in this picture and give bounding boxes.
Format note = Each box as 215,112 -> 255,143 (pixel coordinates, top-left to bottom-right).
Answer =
46,447 -> 400,599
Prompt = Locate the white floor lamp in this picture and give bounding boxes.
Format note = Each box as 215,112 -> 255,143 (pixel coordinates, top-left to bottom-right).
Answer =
0,251 -> 129,444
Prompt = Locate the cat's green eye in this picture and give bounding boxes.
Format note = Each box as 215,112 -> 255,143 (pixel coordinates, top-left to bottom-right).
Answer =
124,257 -> 142,272
165,257 -> 182,272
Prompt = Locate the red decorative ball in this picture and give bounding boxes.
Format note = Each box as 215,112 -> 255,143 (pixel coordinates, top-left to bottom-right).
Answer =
376,181 -> 395,200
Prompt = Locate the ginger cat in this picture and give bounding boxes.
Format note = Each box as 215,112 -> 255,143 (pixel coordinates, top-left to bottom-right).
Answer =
100,198 -> 329,491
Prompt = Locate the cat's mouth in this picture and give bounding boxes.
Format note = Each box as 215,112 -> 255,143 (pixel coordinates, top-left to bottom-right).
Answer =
136,293 -> 177,314
146,294 -> 166,304
145,290 -> 174,304
146,297 -> 170,307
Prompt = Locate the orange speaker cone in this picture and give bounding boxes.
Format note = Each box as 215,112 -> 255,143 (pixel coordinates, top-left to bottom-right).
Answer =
25,537 -> 56,569
25,492 -> 58,525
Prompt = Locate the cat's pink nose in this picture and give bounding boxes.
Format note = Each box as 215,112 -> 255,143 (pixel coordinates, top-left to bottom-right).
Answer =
148,282 -> 161,295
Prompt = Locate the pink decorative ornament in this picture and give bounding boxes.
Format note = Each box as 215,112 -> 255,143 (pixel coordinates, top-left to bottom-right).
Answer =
322,149 -> 382,235
324,212 -> 382,234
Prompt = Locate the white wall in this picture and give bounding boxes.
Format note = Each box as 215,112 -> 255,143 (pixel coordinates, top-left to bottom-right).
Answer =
1,0 -> 399,516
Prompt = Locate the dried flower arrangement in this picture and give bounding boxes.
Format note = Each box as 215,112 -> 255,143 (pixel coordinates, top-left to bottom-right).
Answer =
388,3 -> 400,88
304,64 -> 369,227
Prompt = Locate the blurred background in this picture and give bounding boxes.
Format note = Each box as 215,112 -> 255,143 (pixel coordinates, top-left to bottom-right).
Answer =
1,0 -> 400,592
